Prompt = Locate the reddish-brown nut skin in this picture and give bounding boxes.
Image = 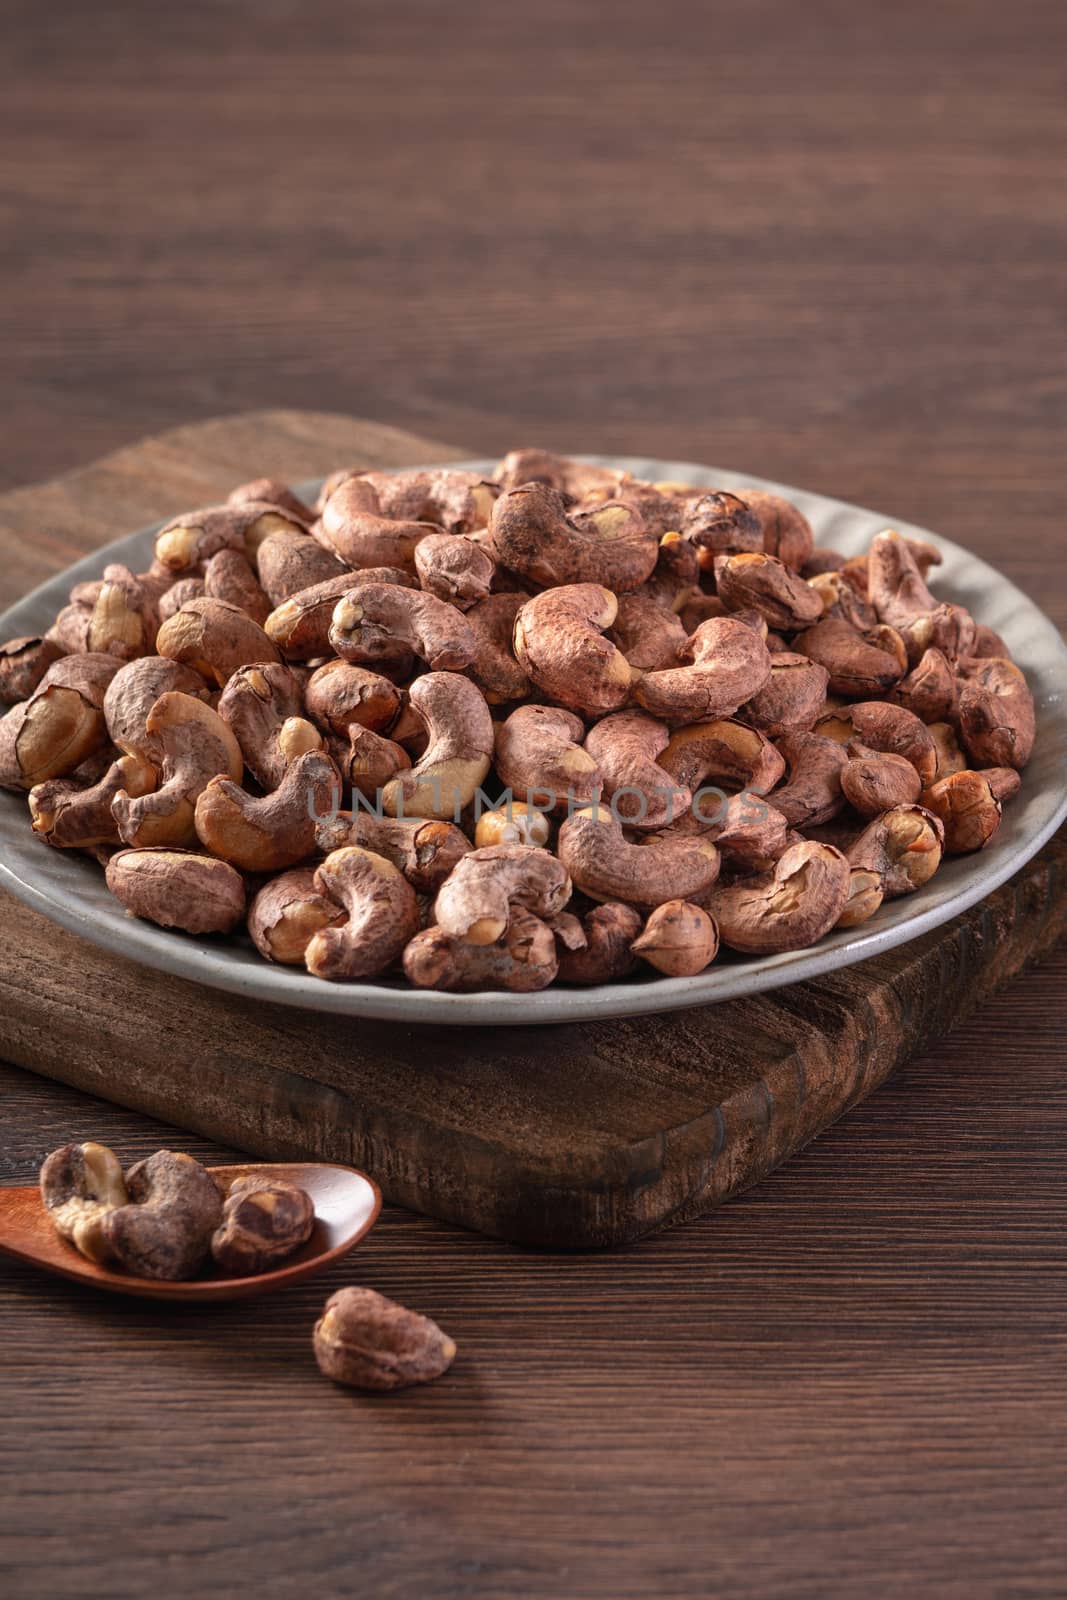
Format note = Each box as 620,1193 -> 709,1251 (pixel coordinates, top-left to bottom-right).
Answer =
0,636 -> 66,705
304,660 -> 402,738
194,750 -> 342,873
433,843 -> 572,945
102,1151 -> 224,1281
157,577 -> 206,624
743,652 -> 830,738
380,671 -> 494,822
343,726 -> 411,801
316,812 -> 472,893
920,770 -> 1002,854
889,647 -> 957,723
227,477 -> 315,525
203,548 -> 271,625
156,597 -> 282,687
217,661 -> 322,791
709,840 -> 852,954
714,552 -> 824,632
703,792 -> 791,872
956,657 -> 1035,771
255,529 -> 348,606
633,616 -> 773,724
609,591 -> 689,673
735,489 -> 815,571
313,1286 -> 457,1391
403,907 -> 559,993
807,569 -> 877,633
464,593 -> 532,704
30,751 -> 157,849
248,867 -> 346,965
106,848 -> 247,934
307,847 -> 421,980
556,901 -> 642,984
264,569 -> 414,663
837,867 -> 885,929
111,691 -> 243,849
489,482 -> 658,593
513,584 -> 633,716
584,709 -> 690,830
210,1175 -> 315,1276
103,655 -> 209,760
679,491 -> 764,567
317,473 -> 439,569
632,900 -> 719,976
927,721 -> 968,782
841,746 -> 923,818
330,583 -> 476,673
847,804 -> 945,897
660,718 -> 785,799
981,766 -> 1022,805
494,703 -> 602,815
768,732 -> 848,828
414,532 -> 495,609
155,502 -> 303,574
792,617 -> 906,699
557,807 -> 721,912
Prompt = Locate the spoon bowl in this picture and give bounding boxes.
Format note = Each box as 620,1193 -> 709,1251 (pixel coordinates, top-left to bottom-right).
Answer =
0,1161 -> 381,1301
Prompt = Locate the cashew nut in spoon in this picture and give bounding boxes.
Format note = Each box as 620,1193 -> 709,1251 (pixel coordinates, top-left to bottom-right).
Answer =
111,691 -> 243,848
305,846 -> 421,981
380,671 -> 494,820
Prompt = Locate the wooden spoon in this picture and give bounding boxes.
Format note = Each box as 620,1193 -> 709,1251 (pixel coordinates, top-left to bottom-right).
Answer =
0,1161 -> 381,1302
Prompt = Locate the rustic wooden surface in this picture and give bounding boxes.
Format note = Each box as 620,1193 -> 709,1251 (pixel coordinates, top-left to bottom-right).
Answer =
2,1 -> 1066,1593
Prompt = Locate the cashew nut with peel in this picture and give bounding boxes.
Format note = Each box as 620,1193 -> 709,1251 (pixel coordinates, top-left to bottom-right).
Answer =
956,656 -> 1035,771
846,804 -> 944,896
316,473 -> 439,569
463,592 -> 532,703
714,552 -> 824,631
818,700 -> 937,786
708,840 -> 852,954
203,548 -> 271,625
889,646 -> 957,724
679,491 -> 763,566
0,635 -> 66,705
361,468 -> 498,534
227,476 -> 314,524
765,732 -> 847,828
702,791 -> 791,872
414,532 -> 495,609
489,482 -> 658,593
156,597 -> 281,687
920,770 -> 1002,854
0,654 -> 119,791
660,718 -> 785,808
194,750 -> 342,871
632,900 -> 720,976
403,906 -> 559,992
155,501 -> 303,573
103,655 -> 209,761
217,662 -> 323,790
840,745 -> 922,818
40,1141 -> 129,1264
304,660 -> 402,738
735,488 -> 814,571
433,842 -> 572,944
111,691 -> 243,847
255,528 -> 347,605
513,584 -> 634,716
494,704 -> 601,815
265,569 -> 416,662
743,652 -> 829,738
557,806 -> 720,911
837,868 -> 885,928
928,721 -> 968,782
556,901 -> 642,984
330,583 -> 476,673
633,616 -> 772,724
106,847 -> 247,933
380,671 -> 493,820
100,1150 -> 225,1280
211,1174 -> 316,1276
306,847 -> 420,980
792,617 -> 906,698
248,866 -> 346,965
316,810 -> 472,892
343,725 -> 411,801
30,751 -> 157,849
608,591 -> 688,672
584,709 -> 691,829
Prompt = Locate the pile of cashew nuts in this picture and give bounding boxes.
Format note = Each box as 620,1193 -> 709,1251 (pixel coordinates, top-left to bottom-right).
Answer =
0,450 -> 1036,989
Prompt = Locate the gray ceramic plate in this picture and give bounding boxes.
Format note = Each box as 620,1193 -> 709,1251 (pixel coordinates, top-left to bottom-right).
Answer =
2,456 -> 1065,1026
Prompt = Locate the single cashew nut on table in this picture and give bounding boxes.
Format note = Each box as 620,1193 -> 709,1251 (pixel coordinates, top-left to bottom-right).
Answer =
313,1285 -> 457,1391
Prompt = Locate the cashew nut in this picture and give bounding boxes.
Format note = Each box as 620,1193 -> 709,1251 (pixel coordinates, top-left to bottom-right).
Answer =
40,1141 -> 129,1264
792,616 -> 906,698
557,806 -> 720,911
433,842 -> 572,944
679,491 -> 763,567
403,906 -> 559,992
714,552 -> 824,631
100,1150 -> 224,1280
463,592 -> 532,703
414,532 -> 495,609
841,745 -> 923,818
317,811 -> 472,892
317,473 -> 439,568
735,488 -> 814,571
155,502 -> 302,573
956,656 -> 1035,770
556,901 -> 642,984
489,482 -> 658,592
265,569 -> 416,662
194,750 -> 342,871
928,721 -> 968,782
255,528 -> 347,605
306,847 -> 420,980
513,584 -> 633,715
313,1285 -> 457,1391
218,662 -> 323,790
584,708 -> 690,829
819,700 -> 937,787
0,636 -> 66,705
158,577 -> 206,623
632,900 -> 719,976
609,590 -> 689,672
633,616 -> 772,723
0,654 -> 118,791
474,802 -> 551,849
379,671 -> 493,820
30,751 -> 157,849
766,732 -> 847,828
494,704 -> 601,814
228,477 -> 314,525
211,1175 -> 315,1276
743,651 -> 829,737
837,867 -> 885,929
708,839 -> 852,953
660,718 -> 785,804
330,583 -> 476,673
103,655 -> 209,761
846,804 -> 944,896
248,867 -> 346,965
106,847 -> 247,933
111,691 -> 243,847
920,770 -> 1002,854
363,467 -> 497,534
156,597 -> 281,686
203,548 -> 271,625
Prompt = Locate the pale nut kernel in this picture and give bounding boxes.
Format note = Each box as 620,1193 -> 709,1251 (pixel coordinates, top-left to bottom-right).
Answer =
39,1141 -> 129,1265
313,1286 -> 456,1391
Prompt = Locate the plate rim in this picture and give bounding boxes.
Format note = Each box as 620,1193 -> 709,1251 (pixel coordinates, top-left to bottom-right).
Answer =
2,453 -> 1065,1027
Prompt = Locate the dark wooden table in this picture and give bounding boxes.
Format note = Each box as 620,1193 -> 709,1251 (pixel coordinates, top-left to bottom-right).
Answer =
2,3 -> 1066,1596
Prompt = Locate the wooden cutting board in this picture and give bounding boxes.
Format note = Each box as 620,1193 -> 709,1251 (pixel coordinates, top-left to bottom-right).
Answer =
2,411 -> 1065,1248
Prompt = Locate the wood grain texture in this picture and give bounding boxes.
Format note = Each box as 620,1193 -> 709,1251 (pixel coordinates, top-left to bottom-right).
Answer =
1,1 -> 1066,1592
